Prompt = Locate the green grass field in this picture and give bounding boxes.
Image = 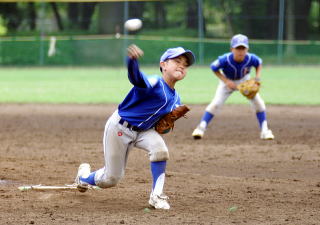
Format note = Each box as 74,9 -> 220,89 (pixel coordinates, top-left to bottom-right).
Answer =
0,66 -> 319,105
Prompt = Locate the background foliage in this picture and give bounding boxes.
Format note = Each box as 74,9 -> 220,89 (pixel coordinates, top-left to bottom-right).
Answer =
0,0 -> 319,66
0,0 -> 319,40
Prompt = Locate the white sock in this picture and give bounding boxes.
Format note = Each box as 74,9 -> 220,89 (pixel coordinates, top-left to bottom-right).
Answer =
199,121 -> 207,130
153,173 -> 165,196
261,120 -> 268,132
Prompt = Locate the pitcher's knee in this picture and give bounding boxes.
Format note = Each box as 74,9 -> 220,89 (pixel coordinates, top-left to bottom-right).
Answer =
150,150 -> 169,162
97,176 -> 121,188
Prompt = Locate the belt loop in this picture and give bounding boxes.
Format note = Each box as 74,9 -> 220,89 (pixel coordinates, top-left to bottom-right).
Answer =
119,118 -> 143,132
119,118 -> 134,130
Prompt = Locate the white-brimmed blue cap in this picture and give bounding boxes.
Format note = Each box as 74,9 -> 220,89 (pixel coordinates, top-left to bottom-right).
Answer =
160,47 -> 195,66
231,34 -> 249,48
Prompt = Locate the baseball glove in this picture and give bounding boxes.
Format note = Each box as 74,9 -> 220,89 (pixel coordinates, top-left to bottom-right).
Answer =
155,105 -> 190,134
237,79 -> 260,99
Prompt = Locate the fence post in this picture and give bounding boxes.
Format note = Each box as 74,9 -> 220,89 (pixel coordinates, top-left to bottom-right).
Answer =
123,1 -> 129,66
198,0 -> 204,65
277,0 -> 285,64
39,1 -> 47,66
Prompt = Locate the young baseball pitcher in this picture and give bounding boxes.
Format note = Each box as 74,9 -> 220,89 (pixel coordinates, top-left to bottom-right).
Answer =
192,34 -> 274,140
75,44 -> 195,210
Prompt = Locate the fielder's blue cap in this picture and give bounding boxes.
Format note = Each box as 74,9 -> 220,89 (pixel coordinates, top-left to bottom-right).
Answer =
231,34 -> 249,48
160,47 -> 195,66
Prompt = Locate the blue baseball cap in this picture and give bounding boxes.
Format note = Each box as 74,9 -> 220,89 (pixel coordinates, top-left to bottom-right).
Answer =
160,47 -> 195,66
231,34 -> 249,48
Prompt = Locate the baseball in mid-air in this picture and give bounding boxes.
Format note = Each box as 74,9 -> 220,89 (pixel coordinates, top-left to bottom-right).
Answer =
124,18 -> 143,32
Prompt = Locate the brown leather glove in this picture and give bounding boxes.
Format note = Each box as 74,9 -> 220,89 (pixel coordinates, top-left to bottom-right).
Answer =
155,105 -> 190,134
237,79 -> 260,99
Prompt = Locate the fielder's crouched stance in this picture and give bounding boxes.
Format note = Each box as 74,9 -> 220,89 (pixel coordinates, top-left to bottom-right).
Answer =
75,45 -> 195,210
192,34 -> 274,140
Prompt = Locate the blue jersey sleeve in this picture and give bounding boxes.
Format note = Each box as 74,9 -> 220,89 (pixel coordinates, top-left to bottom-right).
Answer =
210,55 -> 227,72
251,54 -> 263,67
127,57 -> 152,88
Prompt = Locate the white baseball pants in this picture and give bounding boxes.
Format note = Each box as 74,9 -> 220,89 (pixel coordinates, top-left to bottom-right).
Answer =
94,111 -> 169,188
206,75 -> 266,115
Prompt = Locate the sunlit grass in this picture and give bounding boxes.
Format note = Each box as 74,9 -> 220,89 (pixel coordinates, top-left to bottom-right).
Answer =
0,65 -> 319,105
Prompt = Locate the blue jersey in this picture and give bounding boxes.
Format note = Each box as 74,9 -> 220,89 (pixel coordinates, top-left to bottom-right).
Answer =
118,57 -> 181,130
210,53 -> 262,80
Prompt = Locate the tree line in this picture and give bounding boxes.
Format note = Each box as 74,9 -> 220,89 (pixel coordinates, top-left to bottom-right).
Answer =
0,0 -> 318,40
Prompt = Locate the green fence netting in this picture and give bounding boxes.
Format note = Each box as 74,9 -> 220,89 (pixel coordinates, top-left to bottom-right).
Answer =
0,36 -> 319,66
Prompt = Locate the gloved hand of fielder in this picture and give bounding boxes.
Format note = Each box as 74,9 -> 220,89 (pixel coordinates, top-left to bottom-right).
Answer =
237,78 -> 260,99
155,105 -> 190,134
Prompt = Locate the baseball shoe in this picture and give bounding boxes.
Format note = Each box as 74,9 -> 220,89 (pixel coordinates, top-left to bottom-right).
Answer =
75,163 -> 91,193
149,192 -> 170,210
192,126 -> 205,139
260,129 -> 274,140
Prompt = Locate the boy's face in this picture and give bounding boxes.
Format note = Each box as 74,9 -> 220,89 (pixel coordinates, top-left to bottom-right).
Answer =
231,46 -> 248,62
160,55 -> 189,81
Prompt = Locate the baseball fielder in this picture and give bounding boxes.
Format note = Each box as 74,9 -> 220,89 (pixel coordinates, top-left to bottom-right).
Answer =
192,34 -> 274,140
75,44 -> 195,210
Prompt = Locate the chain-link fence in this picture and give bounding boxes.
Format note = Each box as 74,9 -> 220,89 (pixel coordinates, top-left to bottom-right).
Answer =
0,0 -> 319,66
0,35 -> 319,66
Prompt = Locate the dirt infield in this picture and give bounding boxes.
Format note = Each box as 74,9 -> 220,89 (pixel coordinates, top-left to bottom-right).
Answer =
0,104 -> 319,225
